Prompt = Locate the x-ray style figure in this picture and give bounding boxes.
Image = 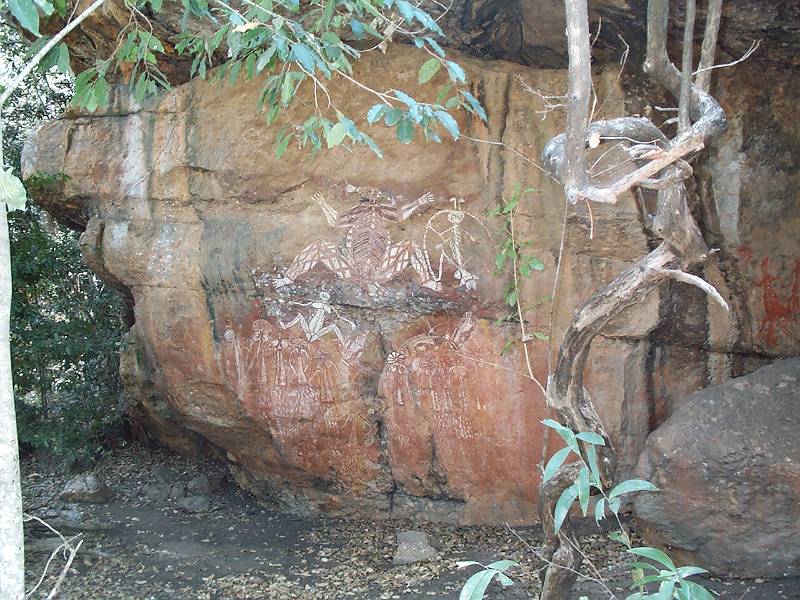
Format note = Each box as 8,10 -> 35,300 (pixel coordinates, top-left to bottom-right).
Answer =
424,198 -> 490,291
279,291 -> 355,344
273,186 -> 441,294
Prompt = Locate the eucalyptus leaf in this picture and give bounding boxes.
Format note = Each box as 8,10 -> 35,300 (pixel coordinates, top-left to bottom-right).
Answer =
542,446 -> 572,483
9,0 -> 40,35
418,58 -> 441,84
553,483 -> 578,535
326,122 -> 348,148
609,479 -> 659,499
459,569 -> 496,600
434,110 -> 459,140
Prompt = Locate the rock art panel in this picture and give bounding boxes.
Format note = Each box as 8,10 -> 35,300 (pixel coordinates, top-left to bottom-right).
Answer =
25,42 -> 800,526
273,187 -> 440,295
379,313 -> 545,524
216,300 -> 382,496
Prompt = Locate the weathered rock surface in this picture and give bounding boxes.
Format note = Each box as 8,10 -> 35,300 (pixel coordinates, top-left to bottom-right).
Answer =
634,358 -> 800,577
392,530 -> 439,566
60,473 -> 114,504
23,9 -> 800,525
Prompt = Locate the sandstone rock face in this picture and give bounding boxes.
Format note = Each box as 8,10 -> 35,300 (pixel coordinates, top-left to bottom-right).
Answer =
634,359 -> 800,578
24,48 -> 638,523
23,34 -> 800,525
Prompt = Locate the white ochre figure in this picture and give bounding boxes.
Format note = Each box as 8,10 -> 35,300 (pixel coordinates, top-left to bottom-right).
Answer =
423,197 -> 489,291
279,291 -> 355,344
273,186 -> 441,294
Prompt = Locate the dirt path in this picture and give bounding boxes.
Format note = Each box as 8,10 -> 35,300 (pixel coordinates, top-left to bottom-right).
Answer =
21,445 -> 800,599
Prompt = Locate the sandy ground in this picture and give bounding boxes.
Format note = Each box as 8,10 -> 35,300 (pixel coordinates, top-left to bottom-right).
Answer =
20,443 -> 800,600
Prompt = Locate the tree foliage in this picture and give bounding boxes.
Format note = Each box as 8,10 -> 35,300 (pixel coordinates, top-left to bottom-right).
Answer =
1,23 -> 125,462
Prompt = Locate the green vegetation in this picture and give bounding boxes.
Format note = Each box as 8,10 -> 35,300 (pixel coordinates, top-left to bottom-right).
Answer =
2,24 -> 126,464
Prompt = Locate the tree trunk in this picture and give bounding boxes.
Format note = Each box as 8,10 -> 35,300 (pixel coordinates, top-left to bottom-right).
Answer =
0,188 -> 24,599
537,1 -> 727,598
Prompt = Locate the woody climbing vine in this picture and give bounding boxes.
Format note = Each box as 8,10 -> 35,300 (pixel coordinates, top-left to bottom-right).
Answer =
535,0 -> 730,598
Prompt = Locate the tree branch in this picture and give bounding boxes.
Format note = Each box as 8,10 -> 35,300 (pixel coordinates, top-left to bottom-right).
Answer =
695,0 -> 722,92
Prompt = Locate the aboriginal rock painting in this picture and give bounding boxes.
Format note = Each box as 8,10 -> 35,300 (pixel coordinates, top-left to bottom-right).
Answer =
273,186 -> 440,294
218,294 -> 376,487
752,256 -> 800,346
382,313 -> 480,440
423,198 -> 492,291
377,312 -> 540,503
273,187 -> 492,295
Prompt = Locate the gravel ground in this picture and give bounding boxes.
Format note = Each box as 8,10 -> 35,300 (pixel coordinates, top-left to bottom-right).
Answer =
21,443 -> 800,600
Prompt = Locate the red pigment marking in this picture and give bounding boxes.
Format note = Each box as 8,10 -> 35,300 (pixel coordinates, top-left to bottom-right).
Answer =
754,257 -> 799,346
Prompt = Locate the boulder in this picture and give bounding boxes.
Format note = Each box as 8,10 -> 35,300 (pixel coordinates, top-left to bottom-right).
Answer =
176,496 -> 211,513
170,483 -> 187,501
392,531 -> 439,566
59,473 -> 113,504
634,358 -> 800,577
187,474 -> 223,496
143,482 -> 171,502
152,465 -> 178,483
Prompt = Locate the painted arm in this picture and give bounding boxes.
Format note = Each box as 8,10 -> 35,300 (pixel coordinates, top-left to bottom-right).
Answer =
313,193 -> 341,227
329,306 -> 356,328
279,314 -> 302,330
398,192 -> 435,221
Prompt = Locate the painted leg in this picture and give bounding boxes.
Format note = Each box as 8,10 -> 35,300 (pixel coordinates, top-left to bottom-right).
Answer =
274,241 -> 351,288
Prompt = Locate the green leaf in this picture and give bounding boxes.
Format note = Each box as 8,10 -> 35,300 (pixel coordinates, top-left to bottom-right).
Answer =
0,168 -> 27,211
575,431 -> 606,446
553,483 -> 578,535
384,108 -> 402,126
367,104 -> 387,125
275,132 -> 293,158
149,0 -> 163,10
533,331 -> 550,341
434,110 -> 459,140
577,466 -> 590,516
628,561 -> 660,573
541,419 -> 579,451
418,57 -> 441,84
94,77 -> 110,107
423,36 -> 445,57
682,581 -> 715,600
326,122 -> 348,148
10,0 -> 40,35
675,566 -> 708,578
445,60 -> 466,83
542,447 -> 572,483
33,0 -> 54,16
486,560 -> 518,571
627,547 -> 677,572
349,19 -> 365,39
609,530 -> 631,547
256,46 -> 276,73
396,117 -> 414,144
609,479 -> 659,499
461,90 -> 487,121
506,289 -> 518,307
594,497 -> 605,524
585,442 -> 601,487
459,569 -> 496,600
291,42 -> 318,74
496,572 -> 514,587
55,43 -> 71,74
321,0 -> 336,28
